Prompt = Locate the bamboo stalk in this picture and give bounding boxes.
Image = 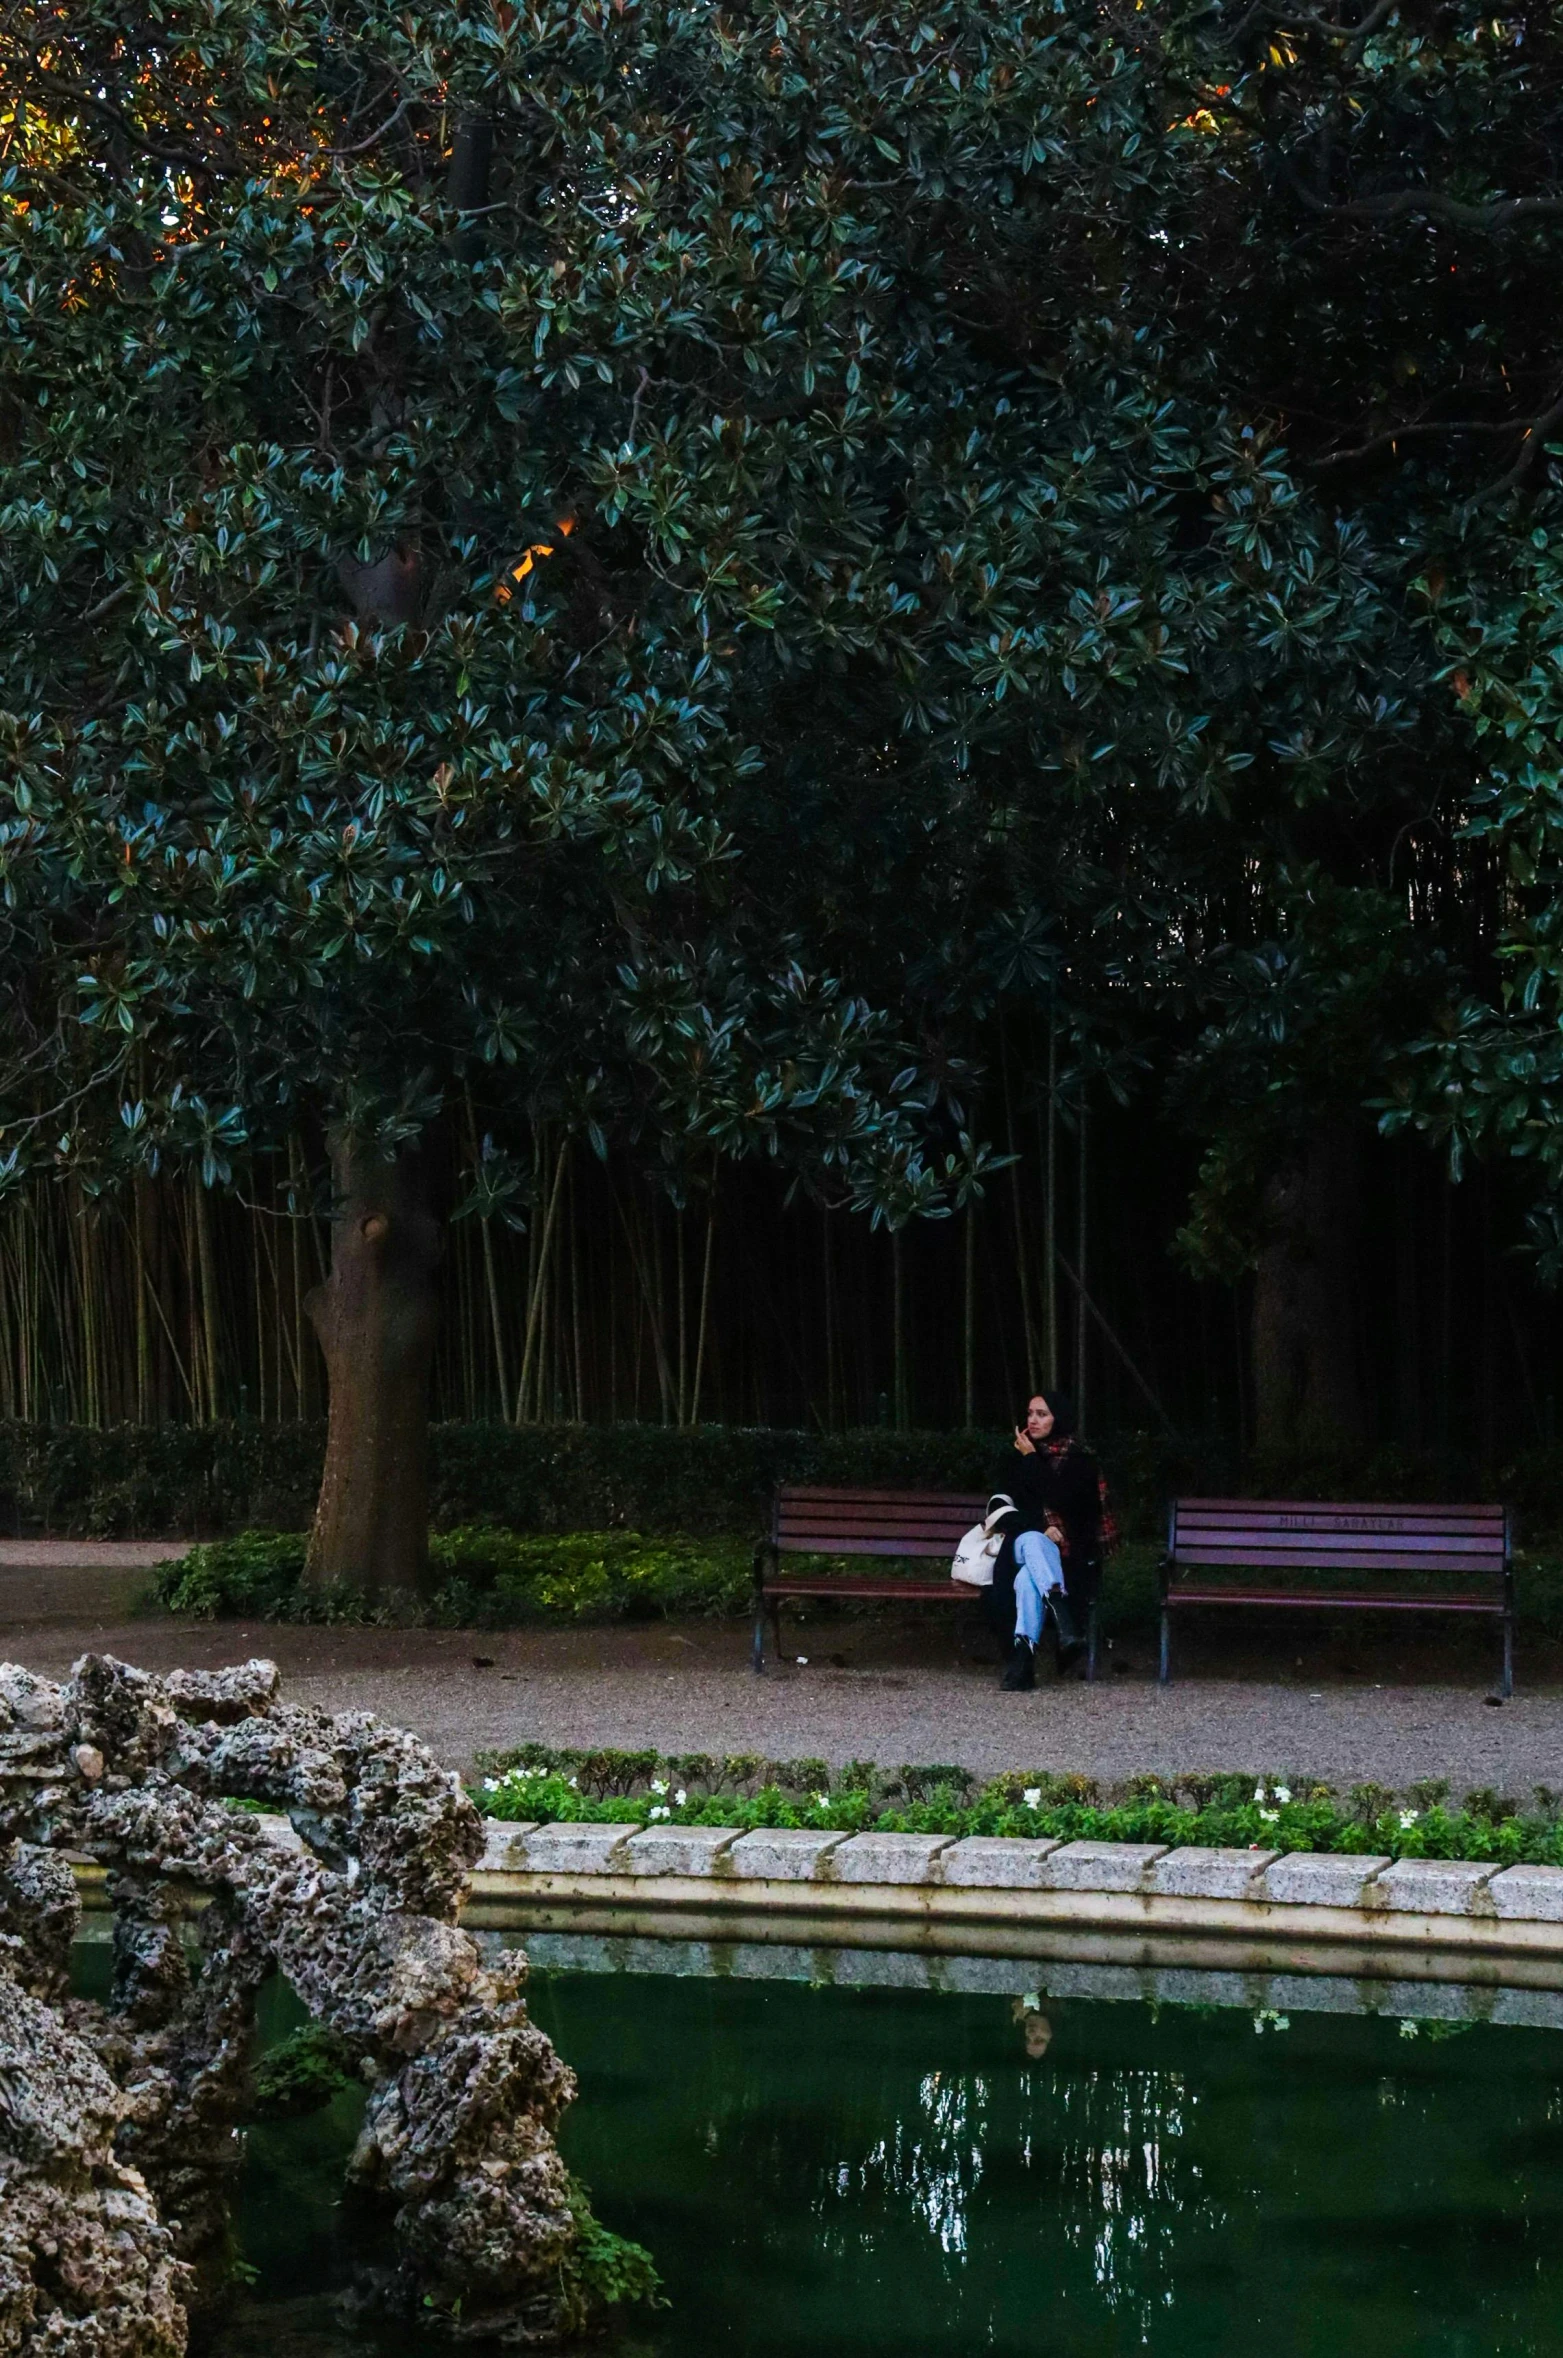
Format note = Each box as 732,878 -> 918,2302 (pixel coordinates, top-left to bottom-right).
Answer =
1073,1091 -> 1088,1422
1000,1029 -> 1042,1389
689,1169 -> 718,1429
570,1157 -> 586,1422
516,1134 -> 569,1423
963,1198 -> 976,1428
891,1226 -> 908,1431
1044,1013 -> 1059,1390
610,1172 -> 676,1421
675,1204 -> 688,1427
132,1178 -> 151,1423
193,1176 -> 220,1423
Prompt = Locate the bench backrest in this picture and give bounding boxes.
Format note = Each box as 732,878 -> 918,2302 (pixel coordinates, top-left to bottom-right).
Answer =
774,1485 -> 987,1559
1167,1498 -> 1509,1578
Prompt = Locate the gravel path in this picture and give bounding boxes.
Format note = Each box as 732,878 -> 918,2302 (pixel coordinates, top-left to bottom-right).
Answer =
1,1555 -> 1559,1794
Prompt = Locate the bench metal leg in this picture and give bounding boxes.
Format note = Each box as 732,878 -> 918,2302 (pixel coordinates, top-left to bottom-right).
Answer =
1158,1604 -> 1171,1685
1502,1611 -> 1514,1699
1086,1603 -> 1099,1684
752,1542 -> 773,1675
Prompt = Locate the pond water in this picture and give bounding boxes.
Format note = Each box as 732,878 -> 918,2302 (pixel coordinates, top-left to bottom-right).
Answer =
130,1938 -> 1563,2357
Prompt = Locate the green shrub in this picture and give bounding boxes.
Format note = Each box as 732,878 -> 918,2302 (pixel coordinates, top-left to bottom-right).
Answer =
153,1530 -> 307,1618
246,2023 -> 359,2121
150,1526 -> 754,1625
556,2177 -> 664,2330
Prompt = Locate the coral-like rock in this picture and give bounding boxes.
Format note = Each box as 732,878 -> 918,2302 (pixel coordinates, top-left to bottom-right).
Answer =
0,1970 -> 188,2358
0,1655 -> 598,2350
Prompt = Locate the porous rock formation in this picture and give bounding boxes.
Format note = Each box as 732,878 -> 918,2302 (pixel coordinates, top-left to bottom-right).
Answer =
0,1655 -> 588,2354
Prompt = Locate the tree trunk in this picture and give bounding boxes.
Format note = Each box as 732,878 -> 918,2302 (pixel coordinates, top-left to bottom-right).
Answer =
305,1139 -> 440,1595
1251,1122 -> 1365,1454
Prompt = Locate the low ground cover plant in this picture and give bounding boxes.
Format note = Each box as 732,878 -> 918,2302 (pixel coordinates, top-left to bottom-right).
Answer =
150,1528 -> 755,1624
473,1745 -> 1563,1867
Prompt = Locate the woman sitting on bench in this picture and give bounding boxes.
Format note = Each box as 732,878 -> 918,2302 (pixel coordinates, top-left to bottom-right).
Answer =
992,1390 -> 1110,1691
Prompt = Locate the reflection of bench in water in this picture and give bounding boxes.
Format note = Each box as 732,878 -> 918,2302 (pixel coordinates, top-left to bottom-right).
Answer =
752,1485 -> 986,1673
1159,1497 -> 1514,1694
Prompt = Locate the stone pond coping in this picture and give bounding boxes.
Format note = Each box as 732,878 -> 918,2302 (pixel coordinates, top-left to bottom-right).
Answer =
454,1822 -> 1563,1982
65,1822 -> 1563,1980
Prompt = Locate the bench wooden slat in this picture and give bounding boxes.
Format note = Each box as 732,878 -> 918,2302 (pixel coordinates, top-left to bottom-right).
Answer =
776,1489 -> 985,1512
777,1506 -> 980,1524
776,1507 -> 980,1530
764,1575 -> 971,1602
1168,1587 -> 1504,1613
1174,1498 -> 1504,1525
1174,1546 -> 1503,1573
775,1535 -> 961,1558
1174,1524 -> 1503,1550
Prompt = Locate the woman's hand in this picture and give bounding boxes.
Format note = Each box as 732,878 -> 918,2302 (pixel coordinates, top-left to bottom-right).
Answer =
1013,1426 -> 1035,1456
1044,1522 -> 1065,1548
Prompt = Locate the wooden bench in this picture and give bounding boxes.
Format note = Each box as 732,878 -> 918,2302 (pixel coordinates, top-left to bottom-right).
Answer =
753,1484 -> 1101,1677
1159,1498 -> 1514,1694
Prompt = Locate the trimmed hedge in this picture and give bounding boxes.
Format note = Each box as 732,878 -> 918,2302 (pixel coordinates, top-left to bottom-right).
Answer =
474,1746 -> 1563,1866
9,1415 -> 1563,1544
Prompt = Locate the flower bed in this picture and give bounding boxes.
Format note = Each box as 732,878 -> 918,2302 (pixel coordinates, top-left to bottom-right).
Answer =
474,1746 -> 1563,1867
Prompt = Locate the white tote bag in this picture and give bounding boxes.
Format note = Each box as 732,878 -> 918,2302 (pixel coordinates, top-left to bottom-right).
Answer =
951,1496 -> 1015,1589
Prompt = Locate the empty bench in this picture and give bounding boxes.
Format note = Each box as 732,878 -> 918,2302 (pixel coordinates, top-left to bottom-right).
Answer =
752,1486 -> 985,1674
1159,1498 -> 1514,1694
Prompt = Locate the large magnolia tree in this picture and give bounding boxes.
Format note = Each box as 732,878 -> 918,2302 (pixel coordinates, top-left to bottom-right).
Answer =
8,0 -> 1548,1552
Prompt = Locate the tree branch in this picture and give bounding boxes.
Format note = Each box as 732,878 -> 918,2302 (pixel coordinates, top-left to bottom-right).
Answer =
1473,384 -> 1563,505
318,94 -> 414,160
1290,170 -> 1563,232
1315,408 -> 1551,469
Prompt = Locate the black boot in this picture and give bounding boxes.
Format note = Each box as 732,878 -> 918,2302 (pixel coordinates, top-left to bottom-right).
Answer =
1049,1591 -> 1087,1674
1001,1637 -> 1037,1692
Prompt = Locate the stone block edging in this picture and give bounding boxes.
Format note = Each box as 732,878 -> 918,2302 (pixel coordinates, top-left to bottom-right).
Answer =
465,1822 -> 1563,1967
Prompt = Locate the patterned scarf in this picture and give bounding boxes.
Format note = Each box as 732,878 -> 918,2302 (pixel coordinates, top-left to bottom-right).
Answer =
1041,1438 -> 1121,1559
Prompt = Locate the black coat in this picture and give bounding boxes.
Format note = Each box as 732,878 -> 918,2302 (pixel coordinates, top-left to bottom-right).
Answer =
988,1441 -> 1105,1622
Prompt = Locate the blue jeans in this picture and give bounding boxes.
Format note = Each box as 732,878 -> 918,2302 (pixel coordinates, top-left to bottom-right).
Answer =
1013,1531 -> 1065,1644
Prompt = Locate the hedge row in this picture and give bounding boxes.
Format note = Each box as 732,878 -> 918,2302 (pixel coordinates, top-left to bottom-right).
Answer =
473,1746 -> 1563,1866
8,1417 -> 1563,1543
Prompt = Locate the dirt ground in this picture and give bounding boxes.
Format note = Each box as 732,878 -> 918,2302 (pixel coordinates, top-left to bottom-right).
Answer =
1,1546 -> 1558,1796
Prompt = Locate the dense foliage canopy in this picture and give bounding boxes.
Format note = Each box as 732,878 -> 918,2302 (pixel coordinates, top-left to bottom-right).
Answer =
3,0 -> 1562,1532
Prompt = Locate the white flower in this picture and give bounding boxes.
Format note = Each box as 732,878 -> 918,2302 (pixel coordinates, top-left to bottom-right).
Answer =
1023,1788 -> 1043,1809
1399,2019 -> 1419,2039
812,1791 -> 830,1808
1399,1809 -> 1419,1830
1259,1808 -> 1280,1825
650,1777 -> 669,1796
567,1774 -> 578,1789
674,1789 -> 687,1807
648,1805 -> 671,1822
1273,1786 -> 1292,1806
483,1778 -> 498,1793
1253,1784 -> 1267,1804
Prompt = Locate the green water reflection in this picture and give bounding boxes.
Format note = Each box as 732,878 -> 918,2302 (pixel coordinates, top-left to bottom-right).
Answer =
217,1963 -> 1563,2356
